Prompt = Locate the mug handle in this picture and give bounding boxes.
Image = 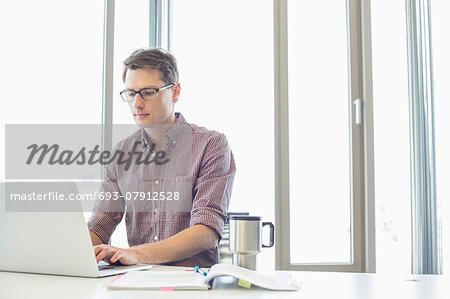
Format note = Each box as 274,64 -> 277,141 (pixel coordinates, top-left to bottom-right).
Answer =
262,222 -> 274,248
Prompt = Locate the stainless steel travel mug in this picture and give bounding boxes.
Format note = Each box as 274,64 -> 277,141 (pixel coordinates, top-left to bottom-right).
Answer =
229,215 -> 274,270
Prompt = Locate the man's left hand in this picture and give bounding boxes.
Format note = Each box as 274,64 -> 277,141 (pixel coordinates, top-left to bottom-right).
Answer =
93,244 -> 140,265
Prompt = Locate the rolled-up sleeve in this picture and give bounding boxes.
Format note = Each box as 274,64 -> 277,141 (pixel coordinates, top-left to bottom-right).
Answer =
190,133 -> 236,239
87,156 -> 125,244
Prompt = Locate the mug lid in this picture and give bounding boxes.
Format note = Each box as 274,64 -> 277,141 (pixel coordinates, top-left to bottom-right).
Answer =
229,215 -> 261,221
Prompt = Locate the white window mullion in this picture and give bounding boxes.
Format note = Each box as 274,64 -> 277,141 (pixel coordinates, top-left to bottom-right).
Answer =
405,0 -> 440,275
149,0 -> 171,50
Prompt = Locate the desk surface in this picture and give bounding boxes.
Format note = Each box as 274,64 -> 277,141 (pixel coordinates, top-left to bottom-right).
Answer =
0,268 -> 448,299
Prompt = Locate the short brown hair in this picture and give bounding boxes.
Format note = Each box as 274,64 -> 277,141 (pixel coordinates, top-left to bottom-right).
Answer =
122,48 -> 179,84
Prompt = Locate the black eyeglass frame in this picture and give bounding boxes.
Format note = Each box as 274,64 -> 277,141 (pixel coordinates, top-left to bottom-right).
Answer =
120,82 -> 175,102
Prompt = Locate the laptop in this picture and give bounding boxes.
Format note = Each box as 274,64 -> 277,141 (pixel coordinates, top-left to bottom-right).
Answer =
0,182 -> 153,277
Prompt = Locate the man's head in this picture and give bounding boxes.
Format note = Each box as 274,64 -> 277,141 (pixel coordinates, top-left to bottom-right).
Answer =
122,48 -> 179,84
121,48 -> 181,126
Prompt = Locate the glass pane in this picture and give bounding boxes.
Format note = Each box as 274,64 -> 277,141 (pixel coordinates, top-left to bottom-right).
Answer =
172,0 -> 274,269
431,1 -> 450,275
0,0 -> 103,180
113,0 -> 149,125
287,0 -> 351,263
372,0 -> 411,274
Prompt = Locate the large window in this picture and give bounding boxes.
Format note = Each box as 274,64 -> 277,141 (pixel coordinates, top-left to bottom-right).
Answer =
106,0 -> 276,264
171,0 -> 275,269
0,0 -> 104,180
372,0 -> 447,274
431,0 -> 450,274
4,0 -> 446,274
276,0 -> 372,271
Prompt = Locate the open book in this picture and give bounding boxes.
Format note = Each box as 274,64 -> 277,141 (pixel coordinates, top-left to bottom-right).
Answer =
107,263 -> 301,291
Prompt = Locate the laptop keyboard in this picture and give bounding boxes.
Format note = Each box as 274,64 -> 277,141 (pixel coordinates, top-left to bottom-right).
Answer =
98,264 -> 114,271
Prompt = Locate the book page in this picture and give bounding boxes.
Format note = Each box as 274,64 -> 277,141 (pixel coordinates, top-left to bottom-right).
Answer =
206,263 -> 300,291
107,271 -> 209,290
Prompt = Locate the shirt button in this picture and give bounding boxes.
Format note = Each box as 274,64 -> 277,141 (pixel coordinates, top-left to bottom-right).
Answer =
155,180 -> 159,184
153,208 -> 158,214
172,140 -> 176,144
153,235 -> 159,242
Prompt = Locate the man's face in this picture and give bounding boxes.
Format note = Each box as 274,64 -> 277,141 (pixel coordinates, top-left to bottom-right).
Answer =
124,68 -> 180,126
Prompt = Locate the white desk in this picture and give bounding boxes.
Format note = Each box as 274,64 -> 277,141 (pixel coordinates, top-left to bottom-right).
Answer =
0,268 -> 448,299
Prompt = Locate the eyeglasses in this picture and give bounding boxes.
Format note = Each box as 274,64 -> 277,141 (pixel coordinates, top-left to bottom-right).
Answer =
120,83 -> 175,102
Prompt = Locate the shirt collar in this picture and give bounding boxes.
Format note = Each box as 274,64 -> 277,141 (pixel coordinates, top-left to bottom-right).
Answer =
141,112 -> 190,149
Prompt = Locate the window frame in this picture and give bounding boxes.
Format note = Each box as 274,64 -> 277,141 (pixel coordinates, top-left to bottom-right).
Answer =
274,0 -> 376,272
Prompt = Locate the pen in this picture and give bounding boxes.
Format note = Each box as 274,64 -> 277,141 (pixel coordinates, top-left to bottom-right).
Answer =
194,266 -> 208,276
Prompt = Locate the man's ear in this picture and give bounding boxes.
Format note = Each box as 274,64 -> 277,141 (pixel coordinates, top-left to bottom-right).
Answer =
172,82 -> 181,103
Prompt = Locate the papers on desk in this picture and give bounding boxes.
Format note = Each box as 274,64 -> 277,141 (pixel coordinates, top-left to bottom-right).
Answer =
107,263 -> 301,291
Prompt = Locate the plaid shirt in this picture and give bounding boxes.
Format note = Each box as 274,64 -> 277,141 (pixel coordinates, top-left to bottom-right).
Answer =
87,113 -> 236,267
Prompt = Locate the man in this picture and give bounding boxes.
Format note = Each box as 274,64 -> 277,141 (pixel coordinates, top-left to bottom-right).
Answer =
88,48 -> 235,267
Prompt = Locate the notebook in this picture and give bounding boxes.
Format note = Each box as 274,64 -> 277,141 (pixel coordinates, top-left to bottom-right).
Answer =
107,263 -> 301,291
